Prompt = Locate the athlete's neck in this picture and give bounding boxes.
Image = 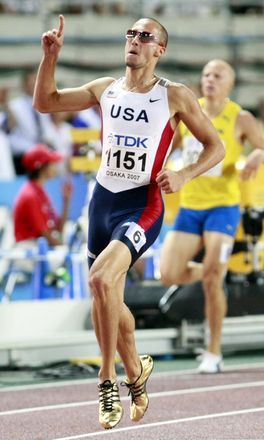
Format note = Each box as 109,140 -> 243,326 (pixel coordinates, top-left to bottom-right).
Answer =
123,72 -> 159,93
203,96 -> 229,119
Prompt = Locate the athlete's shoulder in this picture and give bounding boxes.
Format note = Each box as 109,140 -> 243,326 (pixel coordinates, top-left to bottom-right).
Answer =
94,76 -> 116,83
167,81 -> 198,100
85,76 -> 115,94
236,108 -> 258,129
156,78 -> 187,96
226,99 -> 252,126
167,80 -> 188,91
156,77 -> 173,88
167,82 -> 201,116
89,76 -> 116,89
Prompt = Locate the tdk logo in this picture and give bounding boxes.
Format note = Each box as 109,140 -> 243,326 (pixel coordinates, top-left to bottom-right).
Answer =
108,133 -> 149,148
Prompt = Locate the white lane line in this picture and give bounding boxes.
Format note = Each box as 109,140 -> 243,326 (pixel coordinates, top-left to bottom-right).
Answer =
1,380 -> 264,417
1,361 -> 264,392
52,406 -> 264,440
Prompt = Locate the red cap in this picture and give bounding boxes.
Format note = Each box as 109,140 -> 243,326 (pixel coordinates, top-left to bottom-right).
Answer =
22,144 -> 64,172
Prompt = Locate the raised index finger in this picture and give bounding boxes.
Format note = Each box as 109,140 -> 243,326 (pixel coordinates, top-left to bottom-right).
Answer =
57,14 -> 64,37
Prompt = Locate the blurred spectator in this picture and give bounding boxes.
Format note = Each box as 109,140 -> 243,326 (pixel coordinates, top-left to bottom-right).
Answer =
13,144 -> 72,246
229,0 -> 264,14
42,111 -> 73,175
0,86 -> 16,133
0,131 -> 15,179
110,1 -> 125,15
74,105 -> 101,130
8,69 -> 50,175
0,0 -> 40,14
69,105 -> 102,156
91,1 -> 107,14
91,1 -> 126,15
0,86 -> 15,179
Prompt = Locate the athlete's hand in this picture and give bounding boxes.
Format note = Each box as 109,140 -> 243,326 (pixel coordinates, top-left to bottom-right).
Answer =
240,149 -> 264,180
41,14 -> 65,56
156,168 -> 187,193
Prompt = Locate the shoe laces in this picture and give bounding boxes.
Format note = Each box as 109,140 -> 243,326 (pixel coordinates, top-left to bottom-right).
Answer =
121,368 -> 144,405
98,380 -> 120,412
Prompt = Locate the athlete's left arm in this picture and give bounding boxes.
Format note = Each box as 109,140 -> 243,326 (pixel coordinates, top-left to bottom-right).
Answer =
237,110 -> 264,179
241,149 -> 264,180
156,84 -> 225,193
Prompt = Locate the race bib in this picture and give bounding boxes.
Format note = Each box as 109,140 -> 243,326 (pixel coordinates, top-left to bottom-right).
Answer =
101,132 -> 155,184
124,222 -> 146,252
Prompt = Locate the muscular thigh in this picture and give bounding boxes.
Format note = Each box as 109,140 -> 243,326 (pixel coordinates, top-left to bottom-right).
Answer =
89,239 -> 132,285
160,230 -> 202,277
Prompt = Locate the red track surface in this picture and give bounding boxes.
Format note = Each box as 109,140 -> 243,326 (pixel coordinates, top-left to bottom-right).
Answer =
1,365 -> 264,439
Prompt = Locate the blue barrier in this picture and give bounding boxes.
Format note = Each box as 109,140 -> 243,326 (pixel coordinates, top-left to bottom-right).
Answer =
0,237 -> 88,302
33,238 -> 88,300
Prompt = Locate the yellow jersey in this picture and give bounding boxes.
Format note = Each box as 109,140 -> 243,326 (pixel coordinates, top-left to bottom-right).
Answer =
179,98 -> 243,209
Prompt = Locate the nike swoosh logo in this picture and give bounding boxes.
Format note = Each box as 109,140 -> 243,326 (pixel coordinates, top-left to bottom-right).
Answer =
149,98 -> 161,103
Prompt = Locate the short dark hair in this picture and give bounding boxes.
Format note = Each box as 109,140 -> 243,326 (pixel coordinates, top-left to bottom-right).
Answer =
147,17 -> 168,47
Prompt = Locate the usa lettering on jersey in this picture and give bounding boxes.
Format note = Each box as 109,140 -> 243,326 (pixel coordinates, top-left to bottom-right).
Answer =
110,105 -> 149,123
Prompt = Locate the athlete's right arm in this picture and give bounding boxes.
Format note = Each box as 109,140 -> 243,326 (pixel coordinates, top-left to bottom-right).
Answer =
33,15 -> 114,113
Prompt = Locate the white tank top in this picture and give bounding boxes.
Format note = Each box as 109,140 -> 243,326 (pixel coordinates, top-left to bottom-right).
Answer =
97,77 -> 173,193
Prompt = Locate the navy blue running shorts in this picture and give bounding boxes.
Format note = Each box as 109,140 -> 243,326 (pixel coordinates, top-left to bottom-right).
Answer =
88,182 -> 164,267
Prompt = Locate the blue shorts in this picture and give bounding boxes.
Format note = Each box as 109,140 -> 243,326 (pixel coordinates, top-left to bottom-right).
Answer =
173,205 -> 241,237
88,182 -> 164,267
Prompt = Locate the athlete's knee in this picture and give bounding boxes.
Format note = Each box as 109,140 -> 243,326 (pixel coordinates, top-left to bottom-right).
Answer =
202,266 -> 223,297
160,264 -> 171,286
89,267 -> 111,302
160,265 -> 187,286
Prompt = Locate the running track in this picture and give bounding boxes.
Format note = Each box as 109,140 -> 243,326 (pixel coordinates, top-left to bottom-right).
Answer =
1,364 -> 264,439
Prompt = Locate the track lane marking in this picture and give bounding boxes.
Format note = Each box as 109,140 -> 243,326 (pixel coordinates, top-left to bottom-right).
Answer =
1,380 -> 264,416
52,406 -> 264,439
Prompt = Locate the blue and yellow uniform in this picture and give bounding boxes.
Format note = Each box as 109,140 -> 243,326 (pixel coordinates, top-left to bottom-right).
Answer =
173,98 -> 243,236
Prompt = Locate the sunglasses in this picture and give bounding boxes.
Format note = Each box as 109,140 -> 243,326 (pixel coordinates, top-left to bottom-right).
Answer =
126,29 -> 162,45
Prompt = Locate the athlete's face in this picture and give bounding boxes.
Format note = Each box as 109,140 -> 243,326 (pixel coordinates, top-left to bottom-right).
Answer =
125,19 -> 165,69
201,61 -> 234,99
